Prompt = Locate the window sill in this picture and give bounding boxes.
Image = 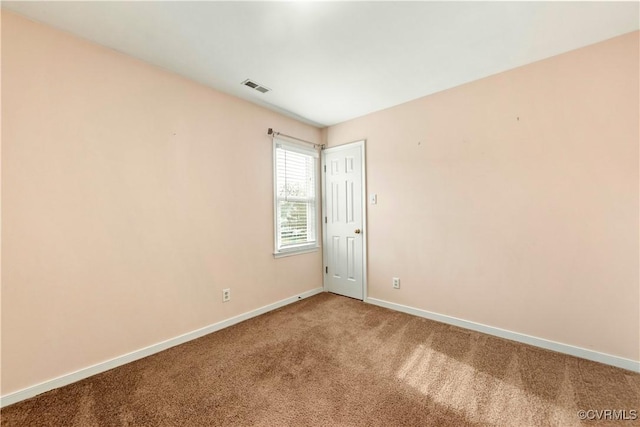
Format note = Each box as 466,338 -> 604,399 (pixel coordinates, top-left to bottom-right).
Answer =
273,247 -> 320,258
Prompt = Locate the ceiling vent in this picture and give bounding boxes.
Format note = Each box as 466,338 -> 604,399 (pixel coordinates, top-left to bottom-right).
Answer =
241,79 -> 270,94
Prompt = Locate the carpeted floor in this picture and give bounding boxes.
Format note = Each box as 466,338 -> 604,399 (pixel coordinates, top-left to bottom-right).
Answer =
2,293 -> 639,426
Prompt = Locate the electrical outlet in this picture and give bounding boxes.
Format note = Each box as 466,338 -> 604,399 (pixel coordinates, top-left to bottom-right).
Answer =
222,288 -> 231,302
392,278 -> 400,289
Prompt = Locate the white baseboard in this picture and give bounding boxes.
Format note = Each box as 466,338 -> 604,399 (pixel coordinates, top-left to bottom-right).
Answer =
366,297 -> 640,373
1,287 -> 324,408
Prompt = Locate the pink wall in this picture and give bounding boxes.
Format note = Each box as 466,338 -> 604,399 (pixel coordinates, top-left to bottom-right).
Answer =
327,31 -> 639,362
1,11 -> 322,395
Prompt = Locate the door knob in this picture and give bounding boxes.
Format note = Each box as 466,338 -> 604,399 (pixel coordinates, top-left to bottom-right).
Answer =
354,229 -> 361,234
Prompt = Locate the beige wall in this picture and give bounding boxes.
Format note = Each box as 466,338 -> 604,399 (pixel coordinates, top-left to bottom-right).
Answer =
327,31 -> 639,362
1,11 -> 322,395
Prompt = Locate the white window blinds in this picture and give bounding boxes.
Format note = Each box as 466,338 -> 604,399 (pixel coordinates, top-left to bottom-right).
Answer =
274,139 -> 319,254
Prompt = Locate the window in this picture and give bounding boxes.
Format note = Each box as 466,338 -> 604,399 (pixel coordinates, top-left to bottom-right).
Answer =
273,139 -> 319,256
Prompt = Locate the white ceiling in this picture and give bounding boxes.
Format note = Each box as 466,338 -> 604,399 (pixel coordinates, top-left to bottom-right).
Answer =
3,1 -> 639,127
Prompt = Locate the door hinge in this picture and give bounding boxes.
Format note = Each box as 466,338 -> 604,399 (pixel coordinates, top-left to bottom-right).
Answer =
323,165 -> 326,173
324,216 -> 327,224
325,266 -> 328,274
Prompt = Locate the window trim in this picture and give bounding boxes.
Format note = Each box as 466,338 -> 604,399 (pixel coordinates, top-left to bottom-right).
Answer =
272,137 -> 320,257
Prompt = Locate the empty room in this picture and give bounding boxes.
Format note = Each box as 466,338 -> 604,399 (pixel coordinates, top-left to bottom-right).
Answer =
1,2 -> 639,426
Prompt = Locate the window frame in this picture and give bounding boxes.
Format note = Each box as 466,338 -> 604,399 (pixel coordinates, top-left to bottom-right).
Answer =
272,137 -> 320,258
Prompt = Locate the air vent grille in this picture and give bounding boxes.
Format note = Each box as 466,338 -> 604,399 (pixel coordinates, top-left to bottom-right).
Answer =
241,79 -> 270,94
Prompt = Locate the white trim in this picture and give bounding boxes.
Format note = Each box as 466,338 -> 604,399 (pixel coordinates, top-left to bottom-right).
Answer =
361,142 -> 368,302
366,297 -> 640,373
273,137 -> 278,255
321,151 -> 328,292
273,247 -> 319,258
321,140 -> 367,301
0,287 -> 324,408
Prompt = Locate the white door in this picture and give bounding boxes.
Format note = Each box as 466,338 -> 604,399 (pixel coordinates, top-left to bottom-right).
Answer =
322,141 -> 366,300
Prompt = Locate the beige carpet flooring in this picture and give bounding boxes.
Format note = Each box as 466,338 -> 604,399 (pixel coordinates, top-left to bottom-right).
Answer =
2,293 -> 639,426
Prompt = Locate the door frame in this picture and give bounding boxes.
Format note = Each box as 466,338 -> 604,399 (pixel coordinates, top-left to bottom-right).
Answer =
321,140 -> 367,301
